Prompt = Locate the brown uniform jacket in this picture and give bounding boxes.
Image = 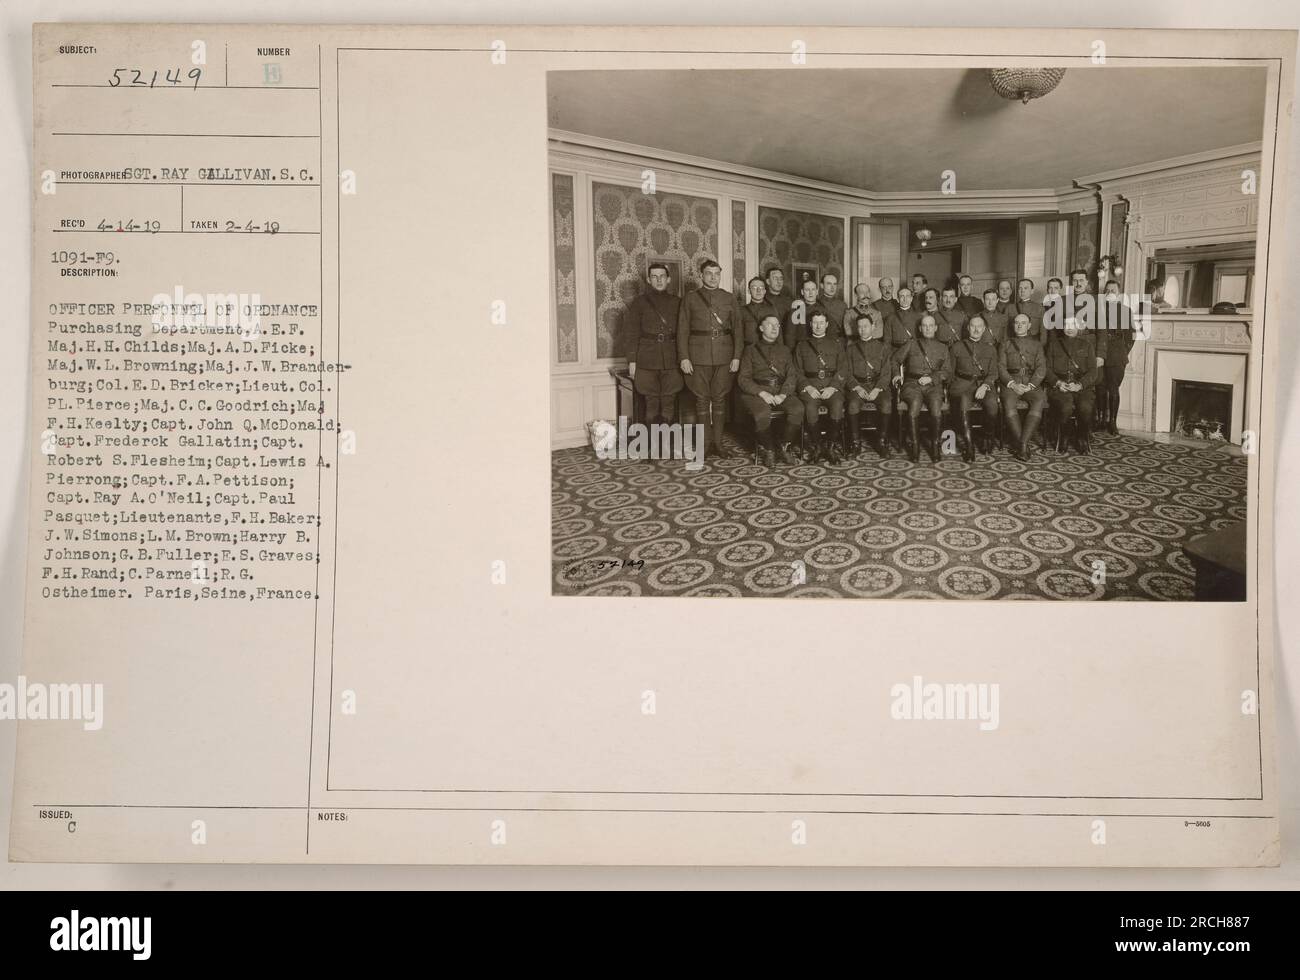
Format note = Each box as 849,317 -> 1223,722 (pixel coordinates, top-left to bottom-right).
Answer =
740,299 -> 779,347
1011,299 -> 1046,340
1044,332 -> 1099,387
843,303 -> 879,339
1097,298 -> 1136,367
897,337 -> 950,386
738,338 -> 797,397
783,300 -> 827,349
845,338 -> 893,391
950,337 -> 1000,388
934,307 -> 967,346
872,296 -> 899,319
677,287 -> 742,366
793,334 -> 847,391
979,310 -> 1010,346
956,294 -> 984,317
887,307 -> 923,350
623,290 -> 681,370
818,295 -> 849,338
999,336 -> 1046,387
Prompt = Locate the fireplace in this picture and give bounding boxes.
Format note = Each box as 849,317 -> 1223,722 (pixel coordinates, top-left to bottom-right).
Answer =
1172,380 -> 1232,442
1153,349 -> 1247,444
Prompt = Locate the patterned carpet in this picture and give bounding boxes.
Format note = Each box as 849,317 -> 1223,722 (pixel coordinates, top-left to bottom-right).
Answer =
551,432 -> 1249,600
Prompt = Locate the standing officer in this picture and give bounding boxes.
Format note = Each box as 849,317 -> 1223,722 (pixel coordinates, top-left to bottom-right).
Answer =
1069,267 -> 1108,407
1097,279 -> 1135,435
624,261 -> 683,427
979,287 -> 1010,345
793,311 -> 847,464
948,314 -> 1001,461
1045,316 -> 1099,454
845,310 -> 893,459
935,287 -> 968,346
738,314 -> 803,466
783,277 -> 823,348
819,273 -> 849,347
844,283 -> 879,342
955,274 -> 984,317
678,258 -> 742,460
764,267 -> 793,325
909,273 -> 929,305
999,313 -> 1047,461
1012,278 -> 1045,340
897,314 -> 950,463
740,275 -> 778,347
873,277 -> 899,319
994,279 -> 1016,315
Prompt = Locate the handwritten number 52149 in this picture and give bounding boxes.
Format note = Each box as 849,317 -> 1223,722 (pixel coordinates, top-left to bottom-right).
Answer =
108,68 -> 202,89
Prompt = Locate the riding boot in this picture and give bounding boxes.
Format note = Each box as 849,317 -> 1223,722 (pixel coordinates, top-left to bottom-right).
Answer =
1107,390 -> 1120,435
775,430 -> 795,466
929,414 -> 942,463
1003,409 -> 1023,457
1021,413 -> 1041,462
827,425 -> 843,465
847,414 -> 861,457
1078,416 -> 1093,455
906,415 -> 921,463
758,428 -> 775,468
961,412 -> 976,462
875,423 -> 890,460
712,409 -> 736,459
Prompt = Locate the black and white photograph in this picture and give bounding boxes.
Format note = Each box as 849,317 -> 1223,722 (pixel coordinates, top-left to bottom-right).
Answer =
549,66 -> 1265,602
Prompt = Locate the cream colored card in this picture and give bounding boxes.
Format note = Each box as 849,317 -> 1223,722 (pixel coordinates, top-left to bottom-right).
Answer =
10,23 -> 1288,865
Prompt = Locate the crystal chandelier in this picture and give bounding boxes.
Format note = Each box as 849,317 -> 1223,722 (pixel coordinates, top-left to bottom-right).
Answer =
987,68 -> 1067,105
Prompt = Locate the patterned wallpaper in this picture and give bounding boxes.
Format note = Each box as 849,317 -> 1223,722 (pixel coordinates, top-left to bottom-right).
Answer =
731,200 -> 746,300
551,173 -> 578,363
757,206 -> 844,286
591,181 -> 719,359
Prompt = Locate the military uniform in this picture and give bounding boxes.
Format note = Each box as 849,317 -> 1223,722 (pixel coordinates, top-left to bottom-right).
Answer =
845,336 -> 894,458
897,337 -> 950,462
819,294 -> 849,342
782,299 -> 826,349
934,306 -> 967,347
995,297 -> 1016,316
737,336 -> 804,465
793,333 -> 848,463
979,309 -> 1010,347
766,288 -> 793,325
1011,299 -> 1046,341
843,302 -> 878,341
623,289 -> 683,423
871,295 -> 900,320
740,299 -> 779,348
1045,331 -> 1099,453
998,335 -> 1047,460
677,285 -> 743,457
1097,297 -> 1136,434
948,335 -> 1001,460
956,293 -> 984,317
886,306 -> 923,353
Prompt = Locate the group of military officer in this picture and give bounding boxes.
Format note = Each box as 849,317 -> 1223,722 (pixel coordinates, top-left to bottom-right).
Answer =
623,259 -> 1137,468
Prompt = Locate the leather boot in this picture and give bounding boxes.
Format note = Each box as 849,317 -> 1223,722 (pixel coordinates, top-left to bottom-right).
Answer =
711,410 -> 736,459
961,412 -> 976,462
1003,409 -> 1023,457
1078,416 -> 1093,455
847,414 -> 861,457
758,428 -> 775,467
775,429 -> 795,465
1021,413 -> 1041,462
929,415 -> 942,463
906,415 -> 920,463
828,425 -> 843,465
874,423 -> 890,460
1107,391 -> 1120,435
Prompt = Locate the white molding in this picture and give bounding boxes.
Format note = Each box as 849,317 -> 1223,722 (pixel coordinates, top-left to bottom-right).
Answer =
1074,142 -> 1263,189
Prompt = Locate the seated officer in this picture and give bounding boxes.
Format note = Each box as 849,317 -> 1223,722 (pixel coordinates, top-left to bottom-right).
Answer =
793,311 -> 846,464
980,287 -> 1009,345
845,310 -> 893,459
738,314 -> 803,467
783,278 -> 823,348
948,314 -> 1001,462
999,313 -> 1047,462
740,276 -> 778,347
1045,315 -> 1099,454
897,314 -> 950,463
624,261 -> 684,426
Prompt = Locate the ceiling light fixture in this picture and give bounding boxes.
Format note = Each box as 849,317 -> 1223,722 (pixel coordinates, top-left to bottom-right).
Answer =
987,67 -> 1067,104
